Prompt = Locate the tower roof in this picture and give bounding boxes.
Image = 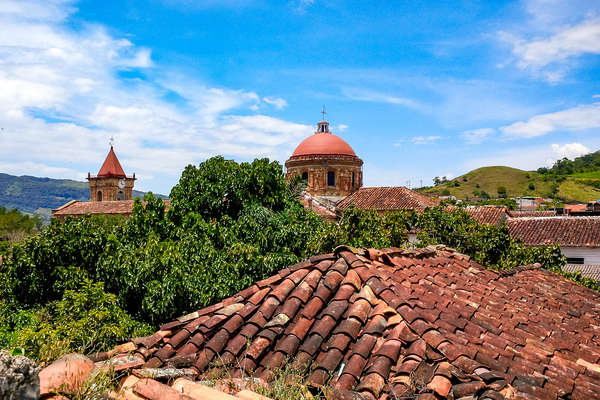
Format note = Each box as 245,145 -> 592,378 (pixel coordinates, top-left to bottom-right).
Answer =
97,146 -> 126,178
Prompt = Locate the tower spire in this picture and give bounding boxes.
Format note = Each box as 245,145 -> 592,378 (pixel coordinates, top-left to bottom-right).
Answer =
321,105 -> 326,121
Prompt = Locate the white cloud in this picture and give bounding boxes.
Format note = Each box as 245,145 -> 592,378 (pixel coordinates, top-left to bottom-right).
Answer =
551,142 -> 590,159
502,15 -> 600,81
262,96 -> 288,109
464,142 -> 595,173
411,136 -> 440,145
501,102 -> 600,138
341,87 -> 425,111
462,128 -> 495,144
336,124 -> 348,132
0,0 -> 313,194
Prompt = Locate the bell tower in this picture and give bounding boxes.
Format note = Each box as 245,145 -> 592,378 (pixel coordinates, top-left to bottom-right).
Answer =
87,146 -> 135,202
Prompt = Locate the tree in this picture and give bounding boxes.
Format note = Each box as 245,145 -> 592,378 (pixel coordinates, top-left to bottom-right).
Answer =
497,186 -> 507,198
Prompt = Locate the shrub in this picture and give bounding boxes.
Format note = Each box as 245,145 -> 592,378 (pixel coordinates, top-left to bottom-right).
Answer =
15,280 -> 151,362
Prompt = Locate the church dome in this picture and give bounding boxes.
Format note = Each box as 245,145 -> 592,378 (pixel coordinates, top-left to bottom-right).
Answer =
290,121 -> 358,159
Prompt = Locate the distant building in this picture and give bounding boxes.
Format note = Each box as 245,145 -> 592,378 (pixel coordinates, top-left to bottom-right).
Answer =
337,186 -> 440,215
87,146 -> 135,202
52,146 -> 168,221
285,118 -> 363,199
507,216 -> 600,280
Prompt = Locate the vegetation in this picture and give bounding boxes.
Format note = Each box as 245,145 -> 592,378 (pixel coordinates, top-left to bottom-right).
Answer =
0,173 -> 160,222
420,164 -> 600,203
0,207 -> 43,256
0,156 -> 595,366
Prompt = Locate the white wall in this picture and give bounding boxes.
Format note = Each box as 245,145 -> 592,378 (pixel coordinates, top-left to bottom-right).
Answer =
561,247 -> 600,265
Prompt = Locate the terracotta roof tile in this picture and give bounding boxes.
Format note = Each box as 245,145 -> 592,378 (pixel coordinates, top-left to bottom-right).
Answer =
563,264 -> 600,281
52,199 -> 171,217
507,216 -> 600,247
449,205 -> 508,225
104,245 -> 600,399
337,187 -> 440,212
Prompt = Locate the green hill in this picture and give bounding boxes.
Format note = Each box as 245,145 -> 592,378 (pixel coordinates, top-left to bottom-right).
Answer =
0,173 -> 162,222
420,165 -> 600,203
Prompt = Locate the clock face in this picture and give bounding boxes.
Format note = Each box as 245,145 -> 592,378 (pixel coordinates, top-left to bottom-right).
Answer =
118,179 -> 126,189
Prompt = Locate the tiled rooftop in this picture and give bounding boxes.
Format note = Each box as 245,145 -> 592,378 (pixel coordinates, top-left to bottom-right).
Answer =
507,210 -> 556,218
563,264 -> 600,281
100,246 -> 600,400
302,193 -> 337,221
337,187 -> 440,212
507,216 -> 600,247
451,205 -> 508,226
52,199 -> 171,217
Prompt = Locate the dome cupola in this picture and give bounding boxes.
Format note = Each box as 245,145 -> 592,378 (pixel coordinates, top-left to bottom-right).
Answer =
285,108 -> 363,198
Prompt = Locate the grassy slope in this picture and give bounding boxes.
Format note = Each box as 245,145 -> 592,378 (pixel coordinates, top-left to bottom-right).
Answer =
420,166 -> 600,203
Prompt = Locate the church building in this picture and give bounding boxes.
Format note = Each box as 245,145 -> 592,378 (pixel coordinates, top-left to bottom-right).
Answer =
285,117 -> 363,199
52,146 -> 168,220
87,146 -> 136,202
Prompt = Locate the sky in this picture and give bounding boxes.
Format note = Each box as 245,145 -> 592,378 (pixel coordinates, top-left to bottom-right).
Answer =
1,0 -> 600,194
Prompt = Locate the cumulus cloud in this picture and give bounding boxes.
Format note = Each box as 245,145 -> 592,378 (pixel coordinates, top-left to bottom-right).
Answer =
551,142 -> 590,159
500,102 -> 600,138
501,14 -> 600,81
262,96 -> 288,109
462,128 -> 495,144
0,0 -> 312,193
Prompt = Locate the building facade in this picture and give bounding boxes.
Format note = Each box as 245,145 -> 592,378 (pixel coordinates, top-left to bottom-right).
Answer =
285,120 -> 363,197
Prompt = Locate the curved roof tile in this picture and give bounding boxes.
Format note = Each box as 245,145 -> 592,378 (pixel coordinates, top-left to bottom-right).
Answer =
100,246 -> 600,399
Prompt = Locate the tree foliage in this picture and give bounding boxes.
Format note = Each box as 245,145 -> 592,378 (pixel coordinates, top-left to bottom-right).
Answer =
0,156 -> 596,361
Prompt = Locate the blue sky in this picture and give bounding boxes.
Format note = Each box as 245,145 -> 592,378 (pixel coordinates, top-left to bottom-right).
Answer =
1,0 -> 600,194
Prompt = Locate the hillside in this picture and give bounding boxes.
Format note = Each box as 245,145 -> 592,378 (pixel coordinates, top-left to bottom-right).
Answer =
0,173 -> 160,221
420,165 -> 600,203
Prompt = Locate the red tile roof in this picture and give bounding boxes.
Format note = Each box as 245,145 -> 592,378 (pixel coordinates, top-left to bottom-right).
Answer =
337,187 -> 440,212
563,264 -> 600,281
97,146 -> 126,177
302,193 -> 337,221
507,210 -> 556,218
100,246 -> 600,399
565,204 -> 589,213
447,205 -> 508,225
52,199 -> 170,217
507,216 -> 600,247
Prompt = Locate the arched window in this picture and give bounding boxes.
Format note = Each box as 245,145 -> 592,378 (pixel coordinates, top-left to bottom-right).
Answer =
97,190 -> 103,201
117,190 -> 124,200
327,171 -> 335,186
301,171 -> 308,181
352,172 -> 355,187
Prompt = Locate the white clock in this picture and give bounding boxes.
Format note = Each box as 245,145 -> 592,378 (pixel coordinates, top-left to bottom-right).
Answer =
118,178 -> 126,189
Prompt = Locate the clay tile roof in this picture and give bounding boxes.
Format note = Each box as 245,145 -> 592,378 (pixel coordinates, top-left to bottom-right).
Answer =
103,246 -> 600,399
302,193 -> 337,221
507,216 -> 600,247
507,210 -> 556,218
98,146 -> 126,177
563,264 -> 600,281
337,187 -> 440,212
446,205 -> 508,225
52,199 -> 170,217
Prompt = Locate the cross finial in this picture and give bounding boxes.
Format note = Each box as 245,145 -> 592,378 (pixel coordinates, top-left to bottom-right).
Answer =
109,136 -> 115,147
321,105 -> 326,121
